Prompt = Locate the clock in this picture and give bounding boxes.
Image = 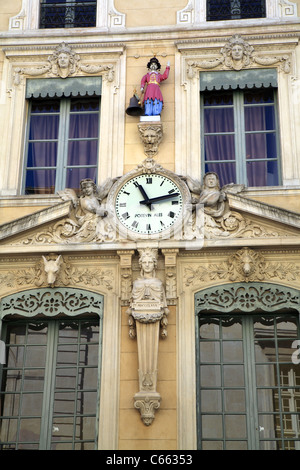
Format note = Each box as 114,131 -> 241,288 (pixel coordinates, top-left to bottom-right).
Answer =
111,171 -> 189,238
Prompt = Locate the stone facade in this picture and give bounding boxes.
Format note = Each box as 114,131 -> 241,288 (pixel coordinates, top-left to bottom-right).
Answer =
0,0 -> 300,451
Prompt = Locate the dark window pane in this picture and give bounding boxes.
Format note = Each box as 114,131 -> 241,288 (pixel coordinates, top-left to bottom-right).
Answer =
29,115 -> 59,140
40,1 -> 97,28
246,133 -> 277,160
31,100 -> 60,113
70,98 -> 99,112
67,140 -> 98,166
204,91 -> 233,106
246,160 -> 279,186
27,142 -> 57,168
69,114 -> 99,139
204,135 -> 235,161
245,106 -> 276,132
65,167 -> 97,191
204,108 -> 234,133
244,89 -> 274,104
207,0 -> 266,21
25,169 -> 56,194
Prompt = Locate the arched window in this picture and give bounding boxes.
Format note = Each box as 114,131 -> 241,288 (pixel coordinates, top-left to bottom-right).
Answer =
0,288 -> 103,450
195,283 -> 300,450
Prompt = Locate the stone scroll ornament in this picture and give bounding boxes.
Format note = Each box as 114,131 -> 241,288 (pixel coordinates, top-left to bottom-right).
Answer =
127,248 -> 169,425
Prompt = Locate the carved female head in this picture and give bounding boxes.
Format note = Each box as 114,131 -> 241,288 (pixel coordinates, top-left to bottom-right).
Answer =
138,248 -> 158,276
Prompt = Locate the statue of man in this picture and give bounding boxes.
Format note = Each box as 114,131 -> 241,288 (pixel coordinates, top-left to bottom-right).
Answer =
140,57 -> 170,116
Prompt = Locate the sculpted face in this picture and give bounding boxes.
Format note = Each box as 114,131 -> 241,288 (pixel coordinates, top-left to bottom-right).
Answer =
144,129 -> 156,144
141,256 -> 155,274
205,173 -> 218,189
149,62 -> 158,71
231,44 -> 244,60
58,52 -> 70,69
81,181 -> 95,196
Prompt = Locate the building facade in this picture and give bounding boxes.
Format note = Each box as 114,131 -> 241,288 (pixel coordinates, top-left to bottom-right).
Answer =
0,0 -> 300,451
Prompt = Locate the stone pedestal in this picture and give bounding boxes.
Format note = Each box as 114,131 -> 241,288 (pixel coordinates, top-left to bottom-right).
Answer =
131,300 -> 164,425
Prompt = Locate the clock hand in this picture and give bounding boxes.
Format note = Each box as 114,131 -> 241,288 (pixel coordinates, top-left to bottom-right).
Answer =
135,184 -> 152,210
140,193 -> 180,205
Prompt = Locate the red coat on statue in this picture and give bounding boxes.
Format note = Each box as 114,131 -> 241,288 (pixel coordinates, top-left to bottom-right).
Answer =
141,66 -> 170,104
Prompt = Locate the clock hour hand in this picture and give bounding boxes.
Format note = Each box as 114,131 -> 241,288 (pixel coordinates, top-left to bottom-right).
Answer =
140,193 -> 180,205
135,184 -> 152,210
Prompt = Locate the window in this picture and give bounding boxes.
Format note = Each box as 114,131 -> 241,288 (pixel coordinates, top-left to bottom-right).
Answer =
207,0 -> 266,21
196,313 -> 300,450
0,317 -> 101,450
24,96 -> 100,195
201,87 -> 280,187
40,0 -> 97,28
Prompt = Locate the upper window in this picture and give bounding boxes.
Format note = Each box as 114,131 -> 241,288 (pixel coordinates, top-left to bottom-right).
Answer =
24,96 -> 100,195
201,87 -> 280,187
40,0 -> 97,28
207,0 -> 266,21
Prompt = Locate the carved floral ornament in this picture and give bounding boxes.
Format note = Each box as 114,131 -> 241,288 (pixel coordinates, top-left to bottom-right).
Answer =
183,34 -> 292,78
184,247 -> 300,287
0,253 -> 114,292
10,42 -> 116,86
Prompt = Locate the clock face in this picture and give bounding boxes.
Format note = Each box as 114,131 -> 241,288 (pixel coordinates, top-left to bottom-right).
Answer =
115,173 -> 184,235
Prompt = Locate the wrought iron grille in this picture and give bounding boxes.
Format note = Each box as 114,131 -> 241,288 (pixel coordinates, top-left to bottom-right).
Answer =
40,1 -> 97,28
207,0 -> 266,21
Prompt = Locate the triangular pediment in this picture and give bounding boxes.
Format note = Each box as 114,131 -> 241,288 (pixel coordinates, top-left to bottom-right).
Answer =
0,190 -> 300,251
0,201 -> 72,244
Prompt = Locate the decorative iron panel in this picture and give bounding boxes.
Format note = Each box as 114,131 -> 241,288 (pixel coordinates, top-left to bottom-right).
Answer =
40,1 -> 97,28
1,288 -> 103,318
195,283 -> 300,314
207,0 -> 266,21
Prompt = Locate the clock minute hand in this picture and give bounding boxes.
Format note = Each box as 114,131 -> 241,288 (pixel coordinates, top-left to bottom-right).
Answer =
140,193 -> 180,205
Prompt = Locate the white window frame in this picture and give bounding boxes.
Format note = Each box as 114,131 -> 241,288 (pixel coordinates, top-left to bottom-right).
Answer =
9,0 -> 125,31
0,43 -> 125,197
177,0 -> 298,25
175,38 -> 300,188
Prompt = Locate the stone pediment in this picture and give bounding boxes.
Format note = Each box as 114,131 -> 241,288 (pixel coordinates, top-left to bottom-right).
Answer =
0,187 -> 300,251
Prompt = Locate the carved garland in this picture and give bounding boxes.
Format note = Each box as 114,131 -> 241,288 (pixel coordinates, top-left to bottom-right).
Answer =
184,247 -> 300,286
185,34 -> 291,77
11,42 -> 115,85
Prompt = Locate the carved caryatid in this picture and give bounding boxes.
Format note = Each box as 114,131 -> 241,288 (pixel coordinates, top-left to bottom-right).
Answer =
127,248 -> 169,425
